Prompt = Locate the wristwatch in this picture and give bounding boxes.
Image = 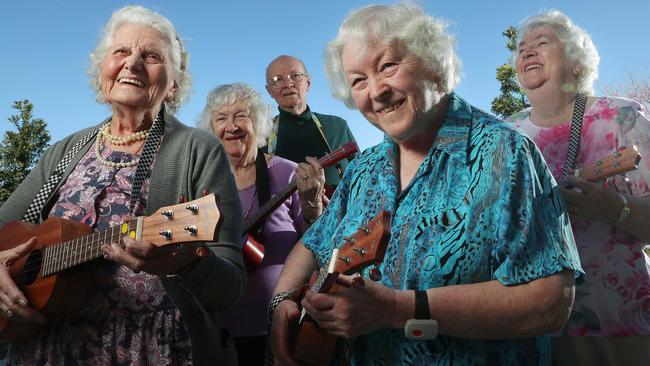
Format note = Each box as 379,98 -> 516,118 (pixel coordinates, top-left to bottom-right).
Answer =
404,290 -> 438,340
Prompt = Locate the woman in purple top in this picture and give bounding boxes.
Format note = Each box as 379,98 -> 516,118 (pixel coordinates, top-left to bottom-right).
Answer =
197,83 -> 326,365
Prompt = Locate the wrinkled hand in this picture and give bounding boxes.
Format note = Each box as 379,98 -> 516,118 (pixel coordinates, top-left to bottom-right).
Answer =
301,274 -> 396,338
269,299 -> 302,366
296,156 -> 326,221
0,238 -> 47,324
562,175 -> 621,223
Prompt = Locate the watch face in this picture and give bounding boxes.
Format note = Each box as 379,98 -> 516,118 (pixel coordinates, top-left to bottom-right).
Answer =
404,319 -> 439,340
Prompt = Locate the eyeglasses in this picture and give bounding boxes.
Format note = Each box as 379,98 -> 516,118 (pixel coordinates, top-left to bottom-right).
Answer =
268,72 -> 308,89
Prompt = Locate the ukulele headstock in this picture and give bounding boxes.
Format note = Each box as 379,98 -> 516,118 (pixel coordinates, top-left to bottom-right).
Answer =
331,211 -> 391,275
578,146 -> 641,181
141,194 -> 220,246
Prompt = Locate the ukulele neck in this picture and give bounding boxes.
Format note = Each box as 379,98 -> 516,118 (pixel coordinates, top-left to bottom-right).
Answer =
41,219 -> 142,276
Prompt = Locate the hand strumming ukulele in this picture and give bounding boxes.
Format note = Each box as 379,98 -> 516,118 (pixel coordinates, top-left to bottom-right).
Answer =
290,210 -> 391,366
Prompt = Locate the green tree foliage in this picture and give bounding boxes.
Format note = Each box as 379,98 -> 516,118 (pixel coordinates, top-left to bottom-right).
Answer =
491,26 -> 529,118
0,100 -> 51,204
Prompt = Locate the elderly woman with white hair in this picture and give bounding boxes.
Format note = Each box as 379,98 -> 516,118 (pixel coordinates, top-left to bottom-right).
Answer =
0,5 -> 244,365
197,83 -> 324,365
268,3 -> 583,366
508,10 -> 650,365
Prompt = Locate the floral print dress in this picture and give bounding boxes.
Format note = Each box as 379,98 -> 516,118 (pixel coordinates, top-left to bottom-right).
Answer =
8,143 -> 192,365
509,96 -> 650,336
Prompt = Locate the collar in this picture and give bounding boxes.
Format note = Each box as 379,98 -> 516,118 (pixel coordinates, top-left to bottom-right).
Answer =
278,105 -> 312,121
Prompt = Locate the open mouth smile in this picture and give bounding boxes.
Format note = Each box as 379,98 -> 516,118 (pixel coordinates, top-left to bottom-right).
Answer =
525,63 -> 543,72
378,99 -> 406,114
118,77 -> 145,87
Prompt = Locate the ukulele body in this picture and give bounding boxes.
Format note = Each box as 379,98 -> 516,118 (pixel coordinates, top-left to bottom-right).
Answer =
0,218 -> 92,341
290,272 -> 344,365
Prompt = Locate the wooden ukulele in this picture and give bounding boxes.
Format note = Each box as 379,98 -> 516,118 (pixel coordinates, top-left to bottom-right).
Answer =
576,146 -> 641,181
0,194 -> 220,341
242,142 -> 359,271
289,210 -> 391,366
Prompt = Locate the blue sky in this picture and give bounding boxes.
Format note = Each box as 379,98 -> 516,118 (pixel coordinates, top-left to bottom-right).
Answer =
1,0 -> 648,151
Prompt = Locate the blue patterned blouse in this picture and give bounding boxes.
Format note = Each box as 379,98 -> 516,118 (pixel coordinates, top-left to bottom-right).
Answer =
302,93 -> 583,366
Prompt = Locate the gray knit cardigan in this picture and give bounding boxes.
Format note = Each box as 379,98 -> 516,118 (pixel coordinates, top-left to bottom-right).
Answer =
0,113 -> 245,365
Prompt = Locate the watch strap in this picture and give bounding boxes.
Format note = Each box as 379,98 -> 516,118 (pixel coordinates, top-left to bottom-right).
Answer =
414,290 -> 430,320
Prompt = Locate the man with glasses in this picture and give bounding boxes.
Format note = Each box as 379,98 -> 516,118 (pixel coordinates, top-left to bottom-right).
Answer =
264,55 -> 357,195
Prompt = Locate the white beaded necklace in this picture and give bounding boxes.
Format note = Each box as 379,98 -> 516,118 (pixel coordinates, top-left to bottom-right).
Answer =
95,124 -> 148,169
100,123 -> 150,145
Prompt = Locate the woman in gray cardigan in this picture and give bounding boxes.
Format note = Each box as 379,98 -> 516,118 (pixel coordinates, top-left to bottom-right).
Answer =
0,5 -> 244,366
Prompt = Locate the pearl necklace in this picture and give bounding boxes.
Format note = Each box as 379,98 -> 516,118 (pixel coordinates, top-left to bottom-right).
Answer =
95,127 -> 141,169
99,123 -> 150,145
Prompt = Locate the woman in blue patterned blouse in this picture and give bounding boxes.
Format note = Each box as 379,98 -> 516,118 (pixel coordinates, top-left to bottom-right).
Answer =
267,3 -> 584,366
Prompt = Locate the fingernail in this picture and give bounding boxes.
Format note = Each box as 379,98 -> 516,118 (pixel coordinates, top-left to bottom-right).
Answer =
18,299 -> 27,307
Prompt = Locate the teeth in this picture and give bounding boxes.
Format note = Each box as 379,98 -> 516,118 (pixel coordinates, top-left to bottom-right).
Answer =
119,78 -> 145,87
380,101 -> 402,114
525,64 -> 543,72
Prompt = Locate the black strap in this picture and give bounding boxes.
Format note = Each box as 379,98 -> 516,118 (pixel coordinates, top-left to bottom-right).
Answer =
251,150 -> 271,236
560,93 -> 588,183
414,290 -> 430,319
23,109 -> 164,223
128,109 -> 164,214
22,124 -> 102,223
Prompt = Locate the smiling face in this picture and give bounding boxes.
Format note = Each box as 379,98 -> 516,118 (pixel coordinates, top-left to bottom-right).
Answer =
211,100 -> 257,164
516,26 -> 578,93
265,56 -> 311,114
99,23 -> 177,115
341,39 -> 443,145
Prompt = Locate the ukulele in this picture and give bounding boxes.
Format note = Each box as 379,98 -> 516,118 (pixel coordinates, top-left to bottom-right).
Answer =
0,194 -> 220,341
575,146 -> 641,181
242,142 -> 359,271
289,210 -> 391,366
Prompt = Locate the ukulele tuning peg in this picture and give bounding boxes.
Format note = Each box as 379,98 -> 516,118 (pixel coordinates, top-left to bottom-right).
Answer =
369,267 -> 382,282
159,230 -> 173,240
185,204 -> 199,214
343,236 -> 356,245
161,210 -> 174,219
352,247 -> 366,256
184,225 -> 198,236
338,255 -> 352,265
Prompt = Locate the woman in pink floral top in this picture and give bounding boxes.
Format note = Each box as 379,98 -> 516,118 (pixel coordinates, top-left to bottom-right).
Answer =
508,9 -> 650,366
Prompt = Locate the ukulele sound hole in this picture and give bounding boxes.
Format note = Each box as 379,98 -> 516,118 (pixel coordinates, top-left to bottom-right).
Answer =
23,249 -> 43,285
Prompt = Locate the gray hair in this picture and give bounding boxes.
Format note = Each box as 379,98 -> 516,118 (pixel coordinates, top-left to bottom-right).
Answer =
88,5 -> 191,113
197,83 -> 273,148
513,10 -> 599,95
324,3 -> 462,109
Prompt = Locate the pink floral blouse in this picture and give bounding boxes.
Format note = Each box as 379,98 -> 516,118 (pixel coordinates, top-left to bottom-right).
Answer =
508,96 -> 650,336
